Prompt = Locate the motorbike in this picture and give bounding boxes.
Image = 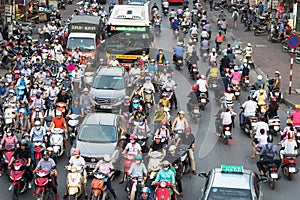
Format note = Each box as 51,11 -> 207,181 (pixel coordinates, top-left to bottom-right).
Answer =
127,176 -> 144,200
189,64 -> 199,80
162,5 -> 169,16
90,172 -> 107,200
209,77 -> 218,89
178,144 -> 191,174
65,166 -> 84,199
282,154 -> 298,180
240,114 -> 258,137
121,154 -> 135,183
268,117 -> 281,136
10,159 -> 28,199
198,92 -> 208,110
231,83 -> 240,99
294,49 -> 300,64
254,24 -> 268,36
148,151 -> 163,181
173,28 -> 179,39
271,87 -> 283,103
244,18 -> 252,32
56,102 -> 67,116
50,128 -> 64,157
31,108 -> 44,125
220,125 -> 232,145
191,33 -> 198,43
2,143 -> 15,174
155,23 -> 161,37
241,76 -> 250,91
33,140 -> 44,165
68,114 -> 80,146
175,56 -> 183,70
154,181 -> 173,200
214,0 -> 228,10
83,72 -> 94,89
190,103 -> 201,124
263,162 -> 279,190
33,170 -> 52,199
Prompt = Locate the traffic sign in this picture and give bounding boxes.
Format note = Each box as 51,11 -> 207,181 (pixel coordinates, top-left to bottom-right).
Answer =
286,34 -> 300,49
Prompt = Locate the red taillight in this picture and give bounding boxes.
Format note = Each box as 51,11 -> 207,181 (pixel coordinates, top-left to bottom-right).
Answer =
225,127 -> 230,130
271,167 -> 277,172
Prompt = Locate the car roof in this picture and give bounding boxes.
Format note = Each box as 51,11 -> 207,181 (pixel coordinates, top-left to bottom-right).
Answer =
211,168 -> 252,190
83,113 -> 118,125
96,67 -> 125,76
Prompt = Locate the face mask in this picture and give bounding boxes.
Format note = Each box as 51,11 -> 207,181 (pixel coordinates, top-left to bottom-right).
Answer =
135,160 -> 141,164
142,54 -> 145,56
7,133 -> 12,136
36,95 -> 41,99
163,167 -> 169,171
130,140 -> 135,143
33,85 -> 38,88
162,126 -> 166,129
44,157 -> 49,161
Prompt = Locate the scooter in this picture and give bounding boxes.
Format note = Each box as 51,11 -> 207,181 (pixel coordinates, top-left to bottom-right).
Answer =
263,162 -> 279,190
33,170 -> 52,199
4,104 -> 16,126
154,181 -> 173,200
162,5 -> 169,16
178,144 -> 191,174
65,166 -> 84,199
268,117 -> 281,136
220,125 -> 232,145
240,114 -> 258,137
50,128 -> 64,157
254,24 -> 268,36
282,154 -> 298,180
68,114 -> 80,146
175,56 -> 183,70
198,92 -> 208,110
241,76 -> 250,91
90,172 -> 107,200
232,83 -> 240,99
189,64 -> 199,80
148,151 -> 163,181
120,154 -> 135,183
191,33 -> 198,43
2,143 -> 15,174
10,159 -> 28,199
33,141 -> 45,165
189,104 -> 200,124
271,87 -> 283,103
127,176 -> 144,200
213,0 -> 228,10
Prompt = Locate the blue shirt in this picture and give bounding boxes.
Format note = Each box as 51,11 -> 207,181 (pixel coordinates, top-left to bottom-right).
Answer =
37,158 -> 56,172
147,64 -> 158,73
174,46 -> 184,57
172,20 -> 179,29
70,105 -> 83,115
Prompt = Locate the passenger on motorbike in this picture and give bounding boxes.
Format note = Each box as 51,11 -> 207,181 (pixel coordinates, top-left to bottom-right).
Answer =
222,87 -> 235,107
252,129 -> 268,158
137,187 -> 153,200
256,135 -> 281,176
30,120 -> 46,142
173,42 -> 184,62
289,104 -> 300,127
9,139 -> 33,189
93,154 -> 118,200
280,131 -> 297,159
64,149 -> 88,199
34,151 -> 59,200
162,76 -> 178,109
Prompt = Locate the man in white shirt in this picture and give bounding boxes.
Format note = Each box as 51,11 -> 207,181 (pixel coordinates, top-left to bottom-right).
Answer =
241,97 -> 257,125
196,74 -> 209,99
253,116 -> 269,137
200,28 -> 209,41
72,47 -> 82,60
108,56 -> 120,67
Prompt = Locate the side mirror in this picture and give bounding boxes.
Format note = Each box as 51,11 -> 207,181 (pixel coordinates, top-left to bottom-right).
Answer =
259,176 -> 268,183
198,172 -> 207,178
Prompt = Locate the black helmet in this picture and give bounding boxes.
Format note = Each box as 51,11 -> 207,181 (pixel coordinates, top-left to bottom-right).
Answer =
267,135 -> 273,143
20,139 -> 28,146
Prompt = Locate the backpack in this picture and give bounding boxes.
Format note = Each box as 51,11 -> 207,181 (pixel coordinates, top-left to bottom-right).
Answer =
233,12 -> 238,20
242,65 -> 250,76
263,144 -> 274,161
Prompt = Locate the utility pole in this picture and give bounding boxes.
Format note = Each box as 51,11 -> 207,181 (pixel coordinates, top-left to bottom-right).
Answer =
5,0 -> 13,37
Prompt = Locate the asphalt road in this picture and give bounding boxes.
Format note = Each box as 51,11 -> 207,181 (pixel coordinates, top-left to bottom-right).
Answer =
0,1 -> 298,200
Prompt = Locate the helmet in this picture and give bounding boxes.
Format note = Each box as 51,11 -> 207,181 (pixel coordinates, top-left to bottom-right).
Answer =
275,71 -> 280,75
154,135 -> 162,140
267,135 -> 273,143
130,134 -> 137,140
141,187 -> 151,194
34,121 -> 41,126
124,96 -> 130,100
234,65 -> 239,71
195,74 -> 201,80
137,105 -> 143,111
72,149 -> 80,155
243,58 -> 248,63
296,104 -> 300,109
135,154 -> 142,160
247,43 -> 252,47
162,160 -> 170,168
178,111 -> 185,115
259,89 -> 264,94
56,111 -> 62,116
257,75 -> 263,81
145,76 -> 151,80
162,92 -> 168,97
103,154 -> 111,162
47,147 -> 54,152
288,131 -> 294,139
192,85 -> 198,91
189,39 -> 193,44
201,74 -> 206,79
226,87 -> 232,93
169,145 -> 176,152
212,48 -> 216,52
20,139 -> 28,146
287,118 -> 293,125
23,133 -> 30,138
223,52 -> 228,57
165,61 -> 170,65
271,97 -> 277,101
83,88 -> 89,92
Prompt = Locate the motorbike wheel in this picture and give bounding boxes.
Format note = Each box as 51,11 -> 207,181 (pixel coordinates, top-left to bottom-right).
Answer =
269,179 -> 275,190
282,43 -> 289,53
254,29 -> 260,36
224,136 -> 229,145
12,186 -> 19,200
244,123 -> 251,137
295,56 -> 300,64
91,194 -> 100,200
287,172 -> 293,181
213,5 -> 219,11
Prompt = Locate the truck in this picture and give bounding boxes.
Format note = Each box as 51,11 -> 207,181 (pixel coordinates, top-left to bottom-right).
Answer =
66,15 -> 101,62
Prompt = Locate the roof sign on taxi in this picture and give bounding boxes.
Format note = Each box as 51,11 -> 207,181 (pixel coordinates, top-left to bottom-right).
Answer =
221,165 -> 244,173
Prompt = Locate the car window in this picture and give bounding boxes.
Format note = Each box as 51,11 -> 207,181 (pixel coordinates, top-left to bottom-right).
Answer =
79,125 -> 117,143
93,75 -> 125,90
208,187 -> 252,200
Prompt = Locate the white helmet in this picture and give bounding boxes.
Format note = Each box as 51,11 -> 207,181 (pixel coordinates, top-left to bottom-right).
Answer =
275,71 -> 280,75
169,145 -> 176,152
103,154 -> 111,162
212,48 -> 216,52
234,65 -> 239,70
56,111 -> 62,116
243,58 -> 248,63
257,75 -> 263,81
34,121 -> 41,126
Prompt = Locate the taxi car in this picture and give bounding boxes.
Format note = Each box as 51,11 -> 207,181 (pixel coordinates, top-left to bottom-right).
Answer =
198,165 -> 264,200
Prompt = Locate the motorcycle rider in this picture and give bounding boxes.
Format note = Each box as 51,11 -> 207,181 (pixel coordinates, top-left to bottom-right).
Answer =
34,151 -> 59,200
252,128 -> 268,158
67,99 -> 84,120
201,37 -> 210,57
240,97 -> 258,126
148,135 -> 166,157
172,111 -> 189,134
64,149 -> 88,199
80,88 -> 95,108
289,104 -> 300,127
266,97 -> 279,120
133,118 -> 151,138
93,154 -> 118,200
187,88 -> 199,114
48,111 -> 69,157
220,53 -> 230,77
54,87 -> 70,114
244,43 -> 253,62
153,160 -> 176,195
152,104 -> 169,130
280,131 -> 297,159
256,135 -> 281,176
169,9 -> 177,22
162,75 -> 178,110
128,154 -> 147,196
46,147 -> 58,164
240,59 -> 251,79
215,30 -> 224,51
231,65 -> 241,84
173,42 -> 184,63
30,120 -> 47,142
156,49 -> 166,65
196,74 -> 209,99
209,48 -> 217,65
154,15 -> 162,33
9,139 -> 32,189
137,187 -> 153,200
190,23 -> 198,37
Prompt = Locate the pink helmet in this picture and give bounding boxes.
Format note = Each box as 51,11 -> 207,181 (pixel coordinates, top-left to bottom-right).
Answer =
72,149 -> 80,155
130,134 -> 137,140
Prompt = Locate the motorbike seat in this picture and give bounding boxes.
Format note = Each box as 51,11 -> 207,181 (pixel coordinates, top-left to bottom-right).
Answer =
266,163 -> 278,168
283,154 -> 297,158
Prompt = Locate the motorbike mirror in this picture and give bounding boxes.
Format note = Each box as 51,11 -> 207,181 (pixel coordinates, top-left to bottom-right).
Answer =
198,172 -> 207,178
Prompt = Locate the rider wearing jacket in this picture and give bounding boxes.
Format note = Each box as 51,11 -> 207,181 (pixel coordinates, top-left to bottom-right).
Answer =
290,105 -> 300,127
154,160 -> 176,195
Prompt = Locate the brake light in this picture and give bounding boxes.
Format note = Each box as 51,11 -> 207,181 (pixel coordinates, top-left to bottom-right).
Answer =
271,167 -> 277,172
225,127 -> 230,130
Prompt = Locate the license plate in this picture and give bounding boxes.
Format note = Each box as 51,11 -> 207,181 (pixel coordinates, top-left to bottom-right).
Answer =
235,92 -> 240,96
275,92 -> 279,96
100,105 -> 112,109
245,80 -> 249,84
88,164 -> 96,168
212,84 -> 217,88
193,108 -> 200,114
192,69 -> 197,72
225,131 -> 231,136
201,99 -> 206,103
289,167 -> 296,173
271,173 -> 278,179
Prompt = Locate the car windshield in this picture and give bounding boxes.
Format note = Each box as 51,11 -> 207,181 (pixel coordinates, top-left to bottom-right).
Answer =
78,125 -> 117,143
67,37 -> 95,52
208,187 -> 252,200
93,75 -> 125,90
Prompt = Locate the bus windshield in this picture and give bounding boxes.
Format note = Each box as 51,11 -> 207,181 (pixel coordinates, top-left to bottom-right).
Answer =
107,32 -> 149,55
67,37 -> 95,52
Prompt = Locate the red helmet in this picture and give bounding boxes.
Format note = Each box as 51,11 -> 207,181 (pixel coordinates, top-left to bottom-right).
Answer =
271,97 -> 277,101
226,87 -> 232,93
192,85 -> 198,91
185,127 -> 191,132
137,105 -> 143,111
195,74 -> 201,80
